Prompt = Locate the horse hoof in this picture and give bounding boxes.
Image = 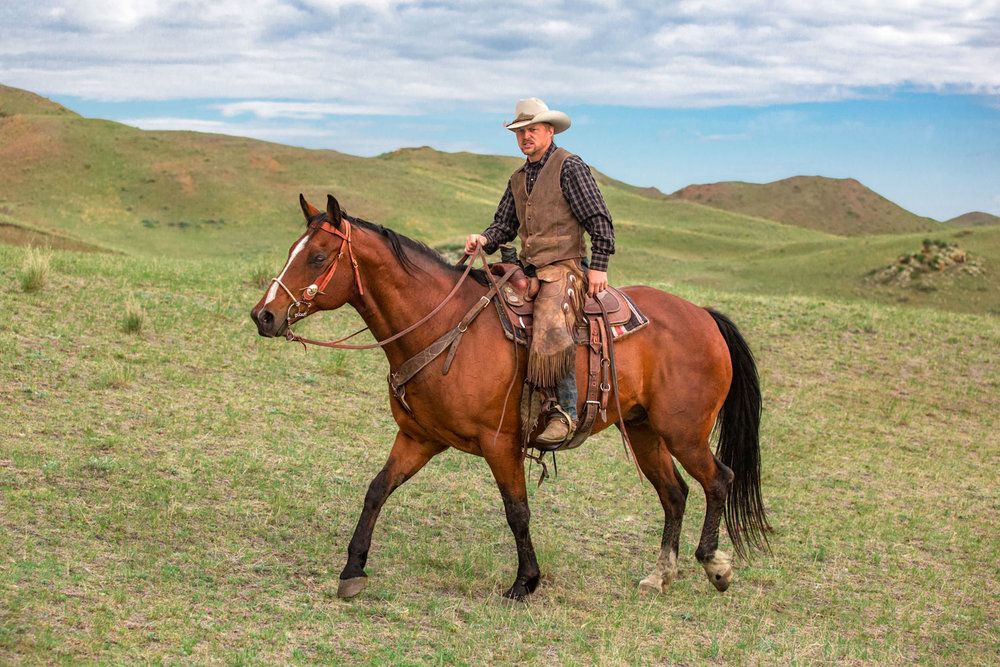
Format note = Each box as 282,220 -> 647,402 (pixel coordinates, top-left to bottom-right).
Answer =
337,576 -> 368,599
702,551 -> 733,592
707,567 -> 732,592
502,585 -> 529,602
501,575 -> 538,602
638,574 -> 663,595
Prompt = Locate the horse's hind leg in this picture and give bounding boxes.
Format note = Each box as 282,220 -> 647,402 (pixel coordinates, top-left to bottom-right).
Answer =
628,422 -> 689,595
338,430 -> 446,599
668,434 -> 735,592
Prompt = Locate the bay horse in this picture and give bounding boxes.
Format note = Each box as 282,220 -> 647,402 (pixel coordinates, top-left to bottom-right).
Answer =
251,194 -> 769,601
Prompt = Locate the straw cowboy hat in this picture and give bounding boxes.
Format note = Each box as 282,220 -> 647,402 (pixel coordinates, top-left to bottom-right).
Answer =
504,98 -> 571,134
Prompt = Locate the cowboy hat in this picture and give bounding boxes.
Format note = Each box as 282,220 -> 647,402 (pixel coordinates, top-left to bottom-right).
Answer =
504,98 -> 571,134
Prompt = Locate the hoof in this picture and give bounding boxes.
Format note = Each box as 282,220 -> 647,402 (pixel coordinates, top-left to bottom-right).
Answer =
702,551 -> 733,592
640,550 -> 677,595
337,576 -> 368,599
707,566 -> 733,592
638,573 -> 663,595
502,574 -> 539,602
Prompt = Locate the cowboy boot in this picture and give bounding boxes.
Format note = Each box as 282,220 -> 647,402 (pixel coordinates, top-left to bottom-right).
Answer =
535,373 -> 578,446
535,411 -> 574,446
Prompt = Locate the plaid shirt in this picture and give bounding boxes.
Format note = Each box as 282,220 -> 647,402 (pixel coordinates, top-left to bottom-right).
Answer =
482,143 -> 615,272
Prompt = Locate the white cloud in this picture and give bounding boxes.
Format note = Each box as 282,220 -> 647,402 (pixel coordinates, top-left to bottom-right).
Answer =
121,115 -> 485,155
215,100 -> 411,119
1,0 -> 998,108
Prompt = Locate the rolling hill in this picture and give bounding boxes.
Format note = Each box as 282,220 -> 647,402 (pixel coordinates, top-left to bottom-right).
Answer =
1,84 -> 997,313
669,176 -> 942,236
946,211 -> 1000,226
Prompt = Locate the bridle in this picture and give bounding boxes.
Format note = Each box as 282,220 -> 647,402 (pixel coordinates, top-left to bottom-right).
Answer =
269,211 -> 365,328
272,212 -> 497,351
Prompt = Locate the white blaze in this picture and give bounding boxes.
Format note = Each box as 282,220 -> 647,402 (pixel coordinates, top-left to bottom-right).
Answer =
264,234 -> 310,306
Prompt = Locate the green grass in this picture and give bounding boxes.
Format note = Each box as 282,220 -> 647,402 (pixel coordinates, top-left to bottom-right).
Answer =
1,243 -> 997,664
16,245 -> 50,292
119,298 -> 146,334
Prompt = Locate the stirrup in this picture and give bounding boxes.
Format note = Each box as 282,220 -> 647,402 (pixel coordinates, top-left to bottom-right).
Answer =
534,405 -> 576,450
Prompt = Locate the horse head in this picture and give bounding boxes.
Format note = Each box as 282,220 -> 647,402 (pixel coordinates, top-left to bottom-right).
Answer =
251,193 -> 364,337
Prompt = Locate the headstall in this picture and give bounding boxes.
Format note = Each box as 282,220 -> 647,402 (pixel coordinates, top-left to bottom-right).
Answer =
270,212 -> 365,326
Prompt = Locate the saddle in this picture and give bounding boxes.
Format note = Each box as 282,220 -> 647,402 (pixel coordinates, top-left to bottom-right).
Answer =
386,260 -> 648,455
489,263 -> 649,452
489,263 -> 647,345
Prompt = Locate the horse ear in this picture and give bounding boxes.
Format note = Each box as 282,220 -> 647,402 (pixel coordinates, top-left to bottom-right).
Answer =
326,194 -> 343,228
299,193 -> 321,225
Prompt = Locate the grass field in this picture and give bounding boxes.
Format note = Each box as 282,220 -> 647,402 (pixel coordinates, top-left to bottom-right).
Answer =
2,243 -> 997,664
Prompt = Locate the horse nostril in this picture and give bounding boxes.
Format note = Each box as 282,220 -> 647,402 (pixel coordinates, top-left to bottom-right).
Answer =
260,310 -> 274,325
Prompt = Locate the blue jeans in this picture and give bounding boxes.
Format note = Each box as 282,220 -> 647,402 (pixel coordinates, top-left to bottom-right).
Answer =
555,370 -> 578,421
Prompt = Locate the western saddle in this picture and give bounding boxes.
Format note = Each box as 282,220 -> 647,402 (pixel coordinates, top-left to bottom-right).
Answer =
489,263 -> 647,452
387,259 -> 647,454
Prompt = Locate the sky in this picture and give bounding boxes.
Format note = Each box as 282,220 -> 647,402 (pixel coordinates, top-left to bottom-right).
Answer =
2,0 -> 999,220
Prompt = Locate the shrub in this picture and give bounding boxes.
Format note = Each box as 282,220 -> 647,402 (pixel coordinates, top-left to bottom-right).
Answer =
19,246 -> 51,292
120,298 -> 146,334
249,263 -> 273,289
93,361 -> 135,389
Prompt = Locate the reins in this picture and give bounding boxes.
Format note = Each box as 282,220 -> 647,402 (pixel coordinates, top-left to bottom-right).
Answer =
270,218 -> 636,482
281,217 -> 492,350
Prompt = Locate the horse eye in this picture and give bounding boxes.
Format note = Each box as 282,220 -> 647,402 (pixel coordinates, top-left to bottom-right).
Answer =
310,253 -> 327,265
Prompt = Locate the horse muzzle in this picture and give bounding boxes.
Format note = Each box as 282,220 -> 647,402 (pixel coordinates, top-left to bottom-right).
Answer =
251,305 -> 285,338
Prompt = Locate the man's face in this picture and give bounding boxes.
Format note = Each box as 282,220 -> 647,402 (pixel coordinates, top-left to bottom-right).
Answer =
515,123 -> 554,161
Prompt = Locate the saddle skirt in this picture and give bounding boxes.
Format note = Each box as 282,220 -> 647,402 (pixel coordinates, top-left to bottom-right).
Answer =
489,263 -> 649,346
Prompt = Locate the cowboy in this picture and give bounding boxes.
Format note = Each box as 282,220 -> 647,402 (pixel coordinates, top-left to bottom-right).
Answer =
465,98 -> 615,446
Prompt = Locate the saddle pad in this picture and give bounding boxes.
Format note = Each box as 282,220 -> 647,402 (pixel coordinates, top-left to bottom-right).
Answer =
496,288 -> 649,346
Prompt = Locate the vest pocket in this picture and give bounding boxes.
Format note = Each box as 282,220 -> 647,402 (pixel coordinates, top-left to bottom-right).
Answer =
527,233 -> 571,259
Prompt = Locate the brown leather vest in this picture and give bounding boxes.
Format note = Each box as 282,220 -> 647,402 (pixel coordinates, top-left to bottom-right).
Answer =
511,147 -> 587,268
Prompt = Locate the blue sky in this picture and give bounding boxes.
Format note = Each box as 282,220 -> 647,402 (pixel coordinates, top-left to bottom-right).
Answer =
3,1 -> 999,220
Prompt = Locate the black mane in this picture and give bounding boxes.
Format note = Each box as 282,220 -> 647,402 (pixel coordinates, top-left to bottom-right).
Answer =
344,213 -> 491,286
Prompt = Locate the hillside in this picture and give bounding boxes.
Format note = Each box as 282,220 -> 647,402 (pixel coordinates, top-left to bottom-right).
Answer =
0,85 -> 996,313
670,176 -> 941,236
0,85 -> 828,263
947,211 -> 1000,226
0,84 -> 78,117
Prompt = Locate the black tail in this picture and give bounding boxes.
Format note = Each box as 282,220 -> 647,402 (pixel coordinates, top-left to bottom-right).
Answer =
708,309 -> 771,559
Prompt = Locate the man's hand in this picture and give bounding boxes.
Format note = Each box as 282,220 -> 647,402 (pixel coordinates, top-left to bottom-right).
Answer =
587,269 -> 608,297
465,234 -> 488,255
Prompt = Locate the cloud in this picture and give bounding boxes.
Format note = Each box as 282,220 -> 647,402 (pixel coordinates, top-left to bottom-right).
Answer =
1,0 -> 998,109
121,115 -> 487,155
214,100 -> 411,119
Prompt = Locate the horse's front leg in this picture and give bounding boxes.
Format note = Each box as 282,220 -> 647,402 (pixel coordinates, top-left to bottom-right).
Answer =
338,430 -> 445,599
483,440 -> 540,601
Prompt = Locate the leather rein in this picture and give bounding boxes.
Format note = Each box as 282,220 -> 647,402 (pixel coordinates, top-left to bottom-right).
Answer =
277,213 -> 501,351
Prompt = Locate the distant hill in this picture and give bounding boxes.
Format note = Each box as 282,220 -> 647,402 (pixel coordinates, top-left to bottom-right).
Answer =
1,84 -> 996,314
946,211 -> 1000,227
0,84 -> 78,117
0,84 -> 826,262
669,176 -> 941,236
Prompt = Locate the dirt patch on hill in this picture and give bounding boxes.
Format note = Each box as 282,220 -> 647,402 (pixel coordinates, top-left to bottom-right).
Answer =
249,154 -> 284,173
0,222 -> 113,253
152,161 -> 197,195
0,116 -> 67,177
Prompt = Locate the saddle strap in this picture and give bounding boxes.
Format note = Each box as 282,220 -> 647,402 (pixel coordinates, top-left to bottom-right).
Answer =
598,297 -> 642,478
554,315 -> 609,451
389,268 -> 518,412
